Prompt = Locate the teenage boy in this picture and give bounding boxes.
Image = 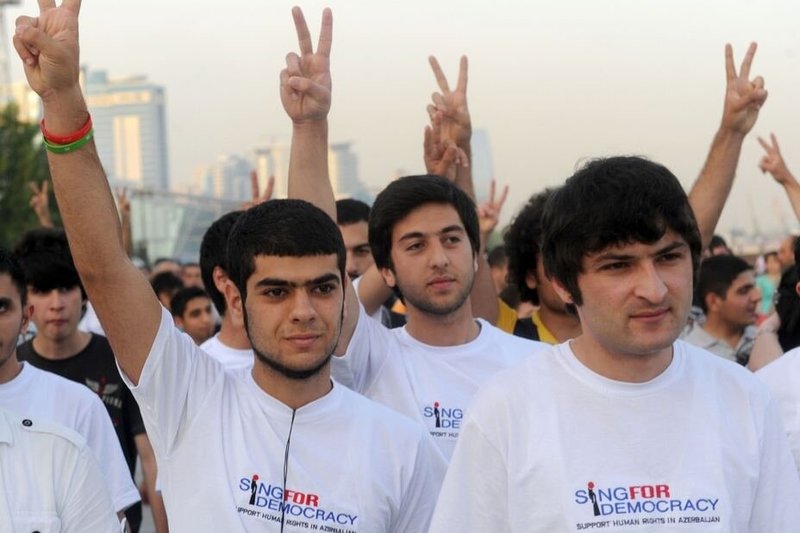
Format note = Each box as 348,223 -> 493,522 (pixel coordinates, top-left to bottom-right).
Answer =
170,286 -> 215,345
14,228 -> 163,532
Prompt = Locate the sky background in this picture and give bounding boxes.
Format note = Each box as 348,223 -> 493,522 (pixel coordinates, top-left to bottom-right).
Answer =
6,0 -> 800,239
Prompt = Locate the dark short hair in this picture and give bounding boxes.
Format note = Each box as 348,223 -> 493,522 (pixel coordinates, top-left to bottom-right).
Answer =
336,198 -> 371,226
504,188 -> 556,305
708,234 -> 729,253
170,286 -> 210,318
368,175 -> 479,271
199,211 -> 243,315
695,255 -> 753,313
151,272 -> 184,296
0,247 -> 27,306
542,156 -> 702,306
13,228 -> 84,298
226,199 -> 345,300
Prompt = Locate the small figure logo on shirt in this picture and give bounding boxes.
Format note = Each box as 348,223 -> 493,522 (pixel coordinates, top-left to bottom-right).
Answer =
249,474 -> 259,505
587,481 -> 600,516
86,376 -> 119,398
433,402 -> 441,428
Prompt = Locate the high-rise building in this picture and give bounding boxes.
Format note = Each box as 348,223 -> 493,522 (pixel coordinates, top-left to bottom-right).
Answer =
203,154 -> 252,202
253,140 -> 368,201
84,69 -> 170,191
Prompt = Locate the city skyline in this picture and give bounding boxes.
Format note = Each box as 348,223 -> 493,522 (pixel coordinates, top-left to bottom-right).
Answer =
5,0 -> 800,238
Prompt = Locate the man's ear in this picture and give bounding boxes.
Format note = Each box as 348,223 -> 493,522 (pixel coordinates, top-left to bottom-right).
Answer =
19,302 -> 32,336
705,292 -> 722,314
380,267 -> 397,289
549,276 -> 574,306
223,279 -> 245,328
212,266 -> 228,294
525,270 -> 538,290
795,280 -> 800,298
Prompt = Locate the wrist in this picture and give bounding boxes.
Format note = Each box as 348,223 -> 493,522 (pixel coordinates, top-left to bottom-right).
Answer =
41,86 -> 89,136
714,125 -> 747,145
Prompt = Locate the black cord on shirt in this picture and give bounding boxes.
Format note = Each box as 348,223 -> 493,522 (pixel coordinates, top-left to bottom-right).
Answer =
280,409 -> 297,533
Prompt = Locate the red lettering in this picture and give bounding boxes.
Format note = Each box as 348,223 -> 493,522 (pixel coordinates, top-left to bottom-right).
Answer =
306,494 -> 319,507
656,485 -> 670,498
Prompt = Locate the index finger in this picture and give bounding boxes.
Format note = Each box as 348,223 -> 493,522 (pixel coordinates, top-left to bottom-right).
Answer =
739,42 -> 757,80
456,55 -> 468,93
28,181 -> 40,195
724,43 -> 735,83
317,8 -> 332,58
428,56 -> 450,93
757,136 -> 771,152
37,0 -> 56,12
291,6 -> 314,56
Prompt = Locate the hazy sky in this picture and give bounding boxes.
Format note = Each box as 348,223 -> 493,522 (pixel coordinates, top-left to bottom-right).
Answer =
7,0 -> 800,238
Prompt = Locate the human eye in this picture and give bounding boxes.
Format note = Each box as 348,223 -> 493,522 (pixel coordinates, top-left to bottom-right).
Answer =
443,234 -> 462,246
657,251 -> 684,264
262,287 -> 287,299
355,246 -> 371,257
313,282 -> 337,295
600,261 -> 628,272
405,241 -> 424,252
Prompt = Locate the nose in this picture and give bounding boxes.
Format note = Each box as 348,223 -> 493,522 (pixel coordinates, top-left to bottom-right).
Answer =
48,289 -> 66,309
633,262 -> 668,303
290,289 -> 317,323
428,240 -> 450,269
345,250 -> 357,278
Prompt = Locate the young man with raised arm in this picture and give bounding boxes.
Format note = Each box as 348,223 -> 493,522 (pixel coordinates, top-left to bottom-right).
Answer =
280,8 -> 546,460
13,3 -> 445,532
430,156 -> 800,532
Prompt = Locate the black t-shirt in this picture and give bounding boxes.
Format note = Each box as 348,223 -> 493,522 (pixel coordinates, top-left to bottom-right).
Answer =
18,333 -> 146,530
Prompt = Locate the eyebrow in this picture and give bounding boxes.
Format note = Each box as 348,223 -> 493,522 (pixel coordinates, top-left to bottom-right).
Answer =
398,225 -> 465,242
0,297 -> 11,307
254,273 -> 341,288
593,241 -> 688,263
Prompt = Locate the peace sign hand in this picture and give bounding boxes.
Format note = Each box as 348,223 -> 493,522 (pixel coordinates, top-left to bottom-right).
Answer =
721,42 -> 767,136
758,133 -> 794,185
280,7 -> 332,124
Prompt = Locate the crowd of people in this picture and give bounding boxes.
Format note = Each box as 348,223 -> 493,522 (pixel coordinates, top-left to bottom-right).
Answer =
5,1 -> 800,531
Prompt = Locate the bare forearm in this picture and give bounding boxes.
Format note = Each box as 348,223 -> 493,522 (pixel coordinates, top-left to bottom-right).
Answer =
287,120 -> 334,219
688,127 -> 746,249
121,212 -> 134,258
136,435 -> 169,532
780,179 -> 800,222
453,147 -> 475,201
42,90 -> 160,382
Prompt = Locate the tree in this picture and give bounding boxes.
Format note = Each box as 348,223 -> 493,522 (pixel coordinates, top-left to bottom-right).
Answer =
0,103 -> 58,249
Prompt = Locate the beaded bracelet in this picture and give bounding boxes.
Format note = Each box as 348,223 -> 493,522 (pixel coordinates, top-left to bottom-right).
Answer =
43,129 -> 95,154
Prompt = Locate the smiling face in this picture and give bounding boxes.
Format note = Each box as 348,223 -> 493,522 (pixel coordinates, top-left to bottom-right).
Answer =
238,254 -> 344,380
554,229 -> 693,363
381,203 -> 477,318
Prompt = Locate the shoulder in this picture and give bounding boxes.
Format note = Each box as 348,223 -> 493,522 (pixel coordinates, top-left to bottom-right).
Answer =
479,321 -> 549,354
338,385 -> 429,441
757,346 -> 800,388
677,340 -> 772,402
24,364 -> 108,407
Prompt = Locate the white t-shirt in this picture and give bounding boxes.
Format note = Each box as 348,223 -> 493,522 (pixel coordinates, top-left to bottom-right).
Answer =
0,362 -> 140,514
430,340 -> 800,532
200,333 -> 254,373
756,347 -> 800,478
79,301 -> 106,336
123,308 -> 447,532
332,305 -> 546,459
0,407 -> 121,533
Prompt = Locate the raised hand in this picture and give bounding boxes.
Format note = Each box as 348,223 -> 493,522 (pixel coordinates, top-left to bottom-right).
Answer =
28,180 -> 54,228
242,171 -> 275,209
13,0 -> 82,100
477,180 -> 509,242
428,55 -> 471,149
280,7 -> 332,124
758,133 -> 795,185
423,113 -> 467,181
721,42 -> 767,135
